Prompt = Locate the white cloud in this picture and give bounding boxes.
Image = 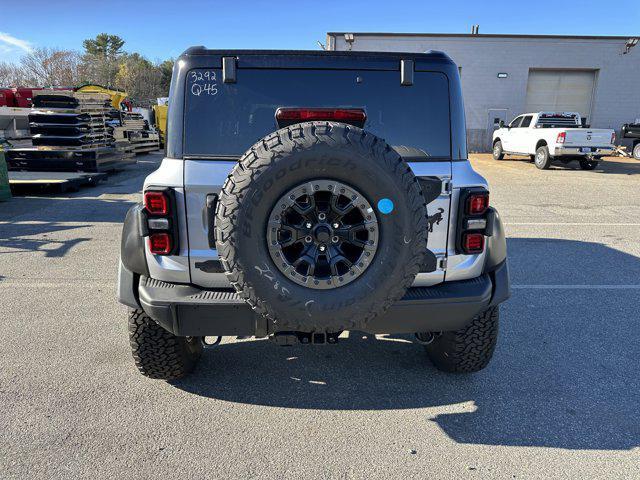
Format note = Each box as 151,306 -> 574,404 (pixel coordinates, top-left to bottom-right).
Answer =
0,31 -> 33,54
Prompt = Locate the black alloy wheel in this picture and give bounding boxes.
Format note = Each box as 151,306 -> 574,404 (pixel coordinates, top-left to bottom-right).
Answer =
267,179 -> 379,290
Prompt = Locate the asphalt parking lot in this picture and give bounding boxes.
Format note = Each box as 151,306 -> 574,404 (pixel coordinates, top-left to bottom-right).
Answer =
1,152 -> 639,479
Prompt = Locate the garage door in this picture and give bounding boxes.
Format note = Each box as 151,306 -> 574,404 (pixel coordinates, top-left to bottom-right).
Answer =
525,70 -> 596,121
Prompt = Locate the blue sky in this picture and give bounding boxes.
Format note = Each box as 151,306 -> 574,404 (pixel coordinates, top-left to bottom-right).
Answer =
1,0 -> 638,63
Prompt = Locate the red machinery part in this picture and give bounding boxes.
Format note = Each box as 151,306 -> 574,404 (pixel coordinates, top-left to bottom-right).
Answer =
0,89 -> 16,107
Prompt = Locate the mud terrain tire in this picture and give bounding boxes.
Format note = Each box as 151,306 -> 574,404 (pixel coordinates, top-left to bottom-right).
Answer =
216,121 -> 428,332
425,306 -> 499,373
128,309 -> 202,380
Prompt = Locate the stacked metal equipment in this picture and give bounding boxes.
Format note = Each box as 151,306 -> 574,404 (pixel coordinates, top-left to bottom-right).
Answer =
29,91 -> 113,148
112,111 -> 160,155
6,90 -> 133,173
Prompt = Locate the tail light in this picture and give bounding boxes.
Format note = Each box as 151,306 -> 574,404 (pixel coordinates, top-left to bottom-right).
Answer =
556,132 -> 566,144
144,191 -> 169,215
148,233 -> 172,255
466,192 -> 489,215
143,188 -> 178,255
462,233 -> 484,254
275,108 -> 366,128
457,188 -> 490,255
611,132 -> 616,144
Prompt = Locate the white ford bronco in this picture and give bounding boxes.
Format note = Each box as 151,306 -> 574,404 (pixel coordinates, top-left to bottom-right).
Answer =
492,112 -> 616,170
117,48 -> 510,380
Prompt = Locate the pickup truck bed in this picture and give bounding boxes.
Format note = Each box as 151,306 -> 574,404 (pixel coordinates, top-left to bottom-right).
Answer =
492,112 -> 615,170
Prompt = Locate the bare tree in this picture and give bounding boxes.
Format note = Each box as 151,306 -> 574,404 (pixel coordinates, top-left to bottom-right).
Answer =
0,61 -> 24,86
0,33 -> 173,101
18,47 -> 82,87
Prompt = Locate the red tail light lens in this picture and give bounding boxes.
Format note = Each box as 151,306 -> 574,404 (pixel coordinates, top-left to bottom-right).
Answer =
466,193 -> 489,215
144,191 -> 169,215
148,233 -> 172,255
275,108 -> 366,126
556,132 -> 566,144
462,233 -> 485,254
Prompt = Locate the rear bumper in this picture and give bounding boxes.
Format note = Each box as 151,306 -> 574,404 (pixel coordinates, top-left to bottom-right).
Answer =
553,146 -> 614,157
137,261 -> 510,337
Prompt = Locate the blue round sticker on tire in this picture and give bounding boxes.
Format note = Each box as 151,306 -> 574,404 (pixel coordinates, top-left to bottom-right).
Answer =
377,198 -> 394,214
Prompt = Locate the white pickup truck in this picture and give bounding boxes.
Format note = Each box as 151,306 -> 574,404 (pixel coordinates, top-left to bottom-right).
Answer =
492,112 -> 616,170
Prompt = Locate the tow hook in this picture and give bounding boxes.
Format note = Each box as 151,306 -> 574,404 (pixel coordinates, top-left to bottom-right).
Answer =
270,331 -> 341,346
201,336 -> 222,347
414,332 -> 436,345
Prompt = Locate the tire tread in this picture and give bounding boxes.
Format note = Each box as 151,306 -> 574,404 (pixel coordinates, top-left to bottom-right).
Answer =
425,306 -> 499,373
128,309 -> 201,380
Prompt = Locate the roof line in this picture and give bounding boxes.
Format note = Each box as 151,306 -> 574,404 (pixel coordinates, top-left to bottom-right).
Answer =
180,48 -> 450,59
326,32 -> 636,41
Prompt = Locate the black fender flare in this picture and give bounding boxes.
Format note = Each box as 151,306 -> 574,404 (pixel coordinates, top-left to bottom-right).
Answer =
483,207 -> 510,306
484,207 -> 507,272
117,204 -> 149,308
121,203 -> 149,276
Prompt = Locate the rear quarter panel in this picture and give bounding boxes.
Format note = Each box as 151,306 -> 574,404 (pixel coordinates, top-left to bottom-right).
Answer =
446,161 -> 489,282
143,158 -> 191,283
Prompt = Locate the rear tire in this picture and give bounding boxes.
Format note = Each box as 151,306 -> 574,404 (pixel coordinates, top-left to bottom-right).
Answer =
633,142 -> 640,160
534,146 -> 552,169
579,159 -> 598,170
128,308 -> 202,380
492,141 -> 504,160
425,306 -> 499,373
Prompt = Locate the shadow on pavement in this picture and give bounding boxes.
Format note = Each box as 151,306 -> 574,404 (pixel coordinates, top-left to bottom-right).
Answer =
0,158 -> 160,256
0,233 -> 90,257
0,198 -> 135,256
172,238 -> 640,451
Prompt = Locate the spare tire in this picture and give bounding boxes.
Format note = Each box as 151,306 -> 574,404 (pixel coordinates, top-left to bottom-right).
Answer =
216,121 -> 428,332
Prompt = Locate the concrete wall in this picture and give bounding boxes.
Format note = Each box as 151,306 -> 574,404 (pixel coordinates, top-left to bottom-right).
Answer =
328,34 -> 640,152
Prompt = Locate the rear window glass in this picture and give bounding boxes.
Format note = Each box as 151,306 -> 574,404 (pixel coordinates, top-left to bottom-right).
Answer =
184,68 -> 451,159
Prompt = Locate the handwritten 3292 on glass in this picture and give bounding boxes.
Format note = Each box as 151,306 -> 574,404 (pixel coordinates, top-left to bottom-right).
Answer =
189,70 -> 218,96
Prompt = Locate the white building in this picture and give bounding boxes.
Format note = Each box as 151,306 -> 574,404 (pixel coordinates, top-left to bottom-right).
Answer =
327,32 -> 640,152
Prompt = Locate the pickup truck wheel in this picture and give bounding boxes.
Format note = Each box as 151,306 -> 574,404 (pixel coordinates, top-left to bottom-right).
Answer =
534,146 -> 552,169
424,306 -> 499,373
579,159 -> 598,170
216,121 -> 428,332
492,141 -> 504,160
128,309 -> 202,380
633,142 -> 640,160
